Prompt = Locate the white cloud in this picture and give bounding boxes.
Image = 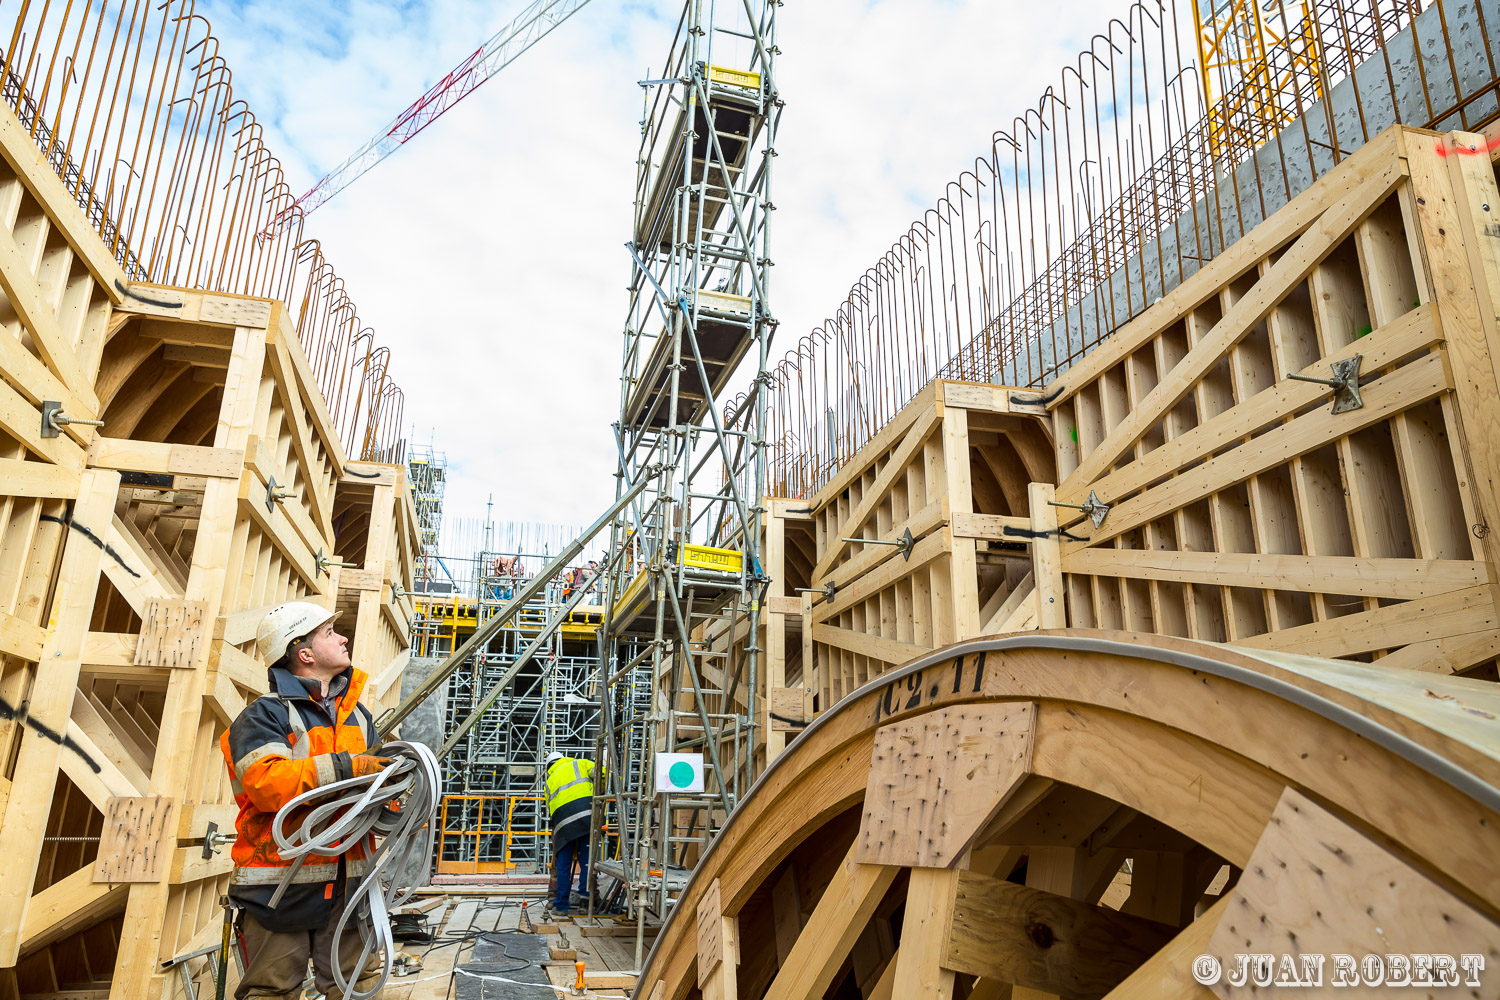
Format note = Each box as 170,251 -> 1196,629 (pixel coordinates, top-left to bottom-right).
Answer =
203,0 -> 1119,533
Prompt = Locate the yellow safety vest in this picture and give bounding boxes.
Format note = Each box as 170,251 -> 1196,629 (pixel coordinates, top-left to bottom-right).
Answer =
545,757 -> 595,815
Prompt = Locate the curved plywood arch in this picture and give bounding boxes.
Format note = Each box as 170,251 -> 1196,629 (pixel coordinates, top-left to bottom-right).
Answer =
637,631 -> 1500,1000
133,377 -> 219,442
94,332 -> 164,411
101,357 -> 190,438
169,386 -> 226,446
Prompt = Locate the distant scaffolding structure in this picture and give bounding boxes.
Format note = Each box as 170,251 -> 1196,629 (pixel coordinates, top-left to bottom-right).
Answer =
410,518 -> 640,875
595,0 -> 779,947
407,443 -> 448,591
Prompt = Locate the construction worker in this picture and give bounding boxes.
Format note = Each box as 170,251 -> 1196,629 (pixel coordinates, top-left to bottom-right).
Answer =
545,750 -> 597,913
219,601 -> 389,999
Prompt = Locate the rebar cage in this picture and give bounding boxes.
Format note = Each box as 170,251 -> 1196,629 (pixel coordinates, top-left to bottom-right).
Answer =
752,0 -> 1500,500
1,0 -> 408,460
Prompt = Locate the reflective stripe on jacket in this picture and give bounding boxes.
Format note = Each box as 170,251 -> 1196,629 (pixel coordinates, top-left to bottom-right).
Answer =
219,665 -> 376,889
546,757 -> 595,846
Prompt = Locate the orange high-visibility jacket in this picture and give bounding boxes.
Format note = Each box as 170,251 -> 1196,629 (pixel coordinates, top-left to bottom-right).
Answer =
219,665 -> 377,907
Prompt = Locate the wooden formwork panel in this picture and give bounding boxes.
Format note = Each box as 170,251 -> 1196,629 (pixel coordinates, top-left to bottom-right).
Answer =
703,380 -> 1053,734
332,461 -> 421,715
690,497 -> 817,778
0,106 -> 417,999
636,634 -> 1500,1000
719,124 -> 1500,767
1044,126 -> 1500,674
703,383 -> 1053,766
0,92 -> 130,1000
800,381 -> 1053,710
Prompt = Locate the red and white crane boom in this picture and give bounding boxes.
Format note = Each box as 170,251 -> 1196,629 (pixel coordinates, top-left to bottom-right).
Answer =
280,0 -> 595,226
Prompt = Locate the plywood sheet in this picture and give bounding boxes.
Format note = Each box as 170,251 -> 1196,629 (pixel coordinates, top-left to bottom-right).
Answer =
856,702 -> 1034,868
91,796 -> 175,883
697,877 -> 725,986
133,598 -> 208,669
1207,787 -> 1500,997
770,687 -> 807,732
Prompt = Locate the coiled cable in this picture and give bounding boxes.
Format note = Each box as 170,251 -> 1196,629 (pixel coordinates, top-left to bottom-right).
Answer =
269,740 -> 441,1000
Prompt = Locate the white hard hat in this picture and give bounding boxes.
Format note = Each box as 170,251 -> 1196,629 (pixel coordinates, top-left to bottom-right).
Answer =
256,601 -> 342,665
545,751 -> 565,767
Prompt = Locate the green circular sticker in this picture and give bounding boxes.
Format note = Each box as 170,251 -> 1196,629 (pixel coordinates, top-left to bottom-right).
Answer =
669,761 -> 695,788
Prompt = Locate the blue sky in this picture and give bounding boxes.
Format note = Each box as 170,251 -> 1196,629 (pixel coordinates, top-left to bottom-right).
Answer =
200,0 -> 1121,535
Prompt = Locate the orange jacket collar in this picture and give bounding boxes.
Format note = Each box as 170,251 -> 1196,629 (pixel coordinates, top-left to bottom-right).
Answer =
267,665 -> 369,729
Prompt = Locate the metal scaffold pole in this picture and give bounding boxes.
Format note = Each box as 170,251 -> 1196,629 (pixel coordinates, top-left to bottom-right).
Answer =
592,0 -> 781,961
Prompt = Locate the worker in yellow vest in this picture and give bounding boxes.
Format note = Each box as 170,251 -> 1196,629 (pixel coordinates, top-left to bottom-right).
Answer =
545,751 -> 596,913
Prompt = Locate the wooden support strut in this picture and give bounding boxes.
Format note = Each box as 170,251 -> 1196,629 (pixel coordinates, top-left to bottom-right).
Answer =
814,406 -> 942,585
0,469 -> 121,962
110,321 -> 268,997
1418,130 -> 1500,573
759,843 -> 898,1000
1058,154 -> 1407,500
943,869 -> 1178,997
0,96 -> 422,991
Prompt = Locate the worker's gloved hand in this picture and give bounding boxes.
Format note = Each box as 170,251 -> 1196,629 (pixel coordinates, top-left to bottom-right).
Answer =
351,753 -> 394,778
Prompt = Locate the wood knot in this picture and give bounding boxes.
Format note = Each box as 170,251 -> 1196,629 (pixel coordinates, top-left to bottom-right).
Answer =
1026,922 -> 1055,949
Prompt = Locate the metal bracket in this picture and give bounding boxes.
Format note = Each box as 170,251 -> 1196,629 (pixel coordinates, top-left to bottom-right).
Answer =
201,820 -> 233,859
1049,489 -> 1110,528
40,400 -> 105,438
795,580 -> 837,603
264,475 -> 294,513
1287,354 -> 1363,413
314,547 -> 358,576
839,526 -> 915,560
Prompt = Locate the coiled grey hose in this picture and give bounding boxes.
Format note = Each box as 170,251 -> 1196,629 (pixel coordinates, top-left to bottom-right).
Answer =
269,740 -> 441,1000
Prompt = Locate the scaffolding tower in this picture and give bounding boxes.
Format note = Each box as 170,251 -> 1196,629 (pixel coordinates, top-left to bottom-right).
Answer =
594,0 -> 780,946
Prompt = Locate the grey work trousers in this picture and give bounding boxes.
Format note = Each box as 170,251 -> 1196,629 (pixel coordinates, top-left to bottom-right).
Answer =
235,909 -> 382,999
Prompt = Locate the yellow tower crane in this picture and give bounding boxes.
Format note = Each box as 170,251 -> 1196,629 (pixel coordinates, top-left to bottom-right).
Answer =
1192,0 -> 1324,157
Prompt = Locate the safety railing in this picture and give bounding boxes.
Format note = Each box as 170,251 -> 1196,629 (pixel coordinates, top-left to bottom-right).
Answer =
436,794 -> 548,874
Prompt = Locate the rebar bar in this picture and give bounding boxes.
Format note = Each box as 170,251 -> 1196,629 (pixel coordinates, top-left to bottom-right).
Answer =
0,0 -> 408,460
747,0 -> 1496,500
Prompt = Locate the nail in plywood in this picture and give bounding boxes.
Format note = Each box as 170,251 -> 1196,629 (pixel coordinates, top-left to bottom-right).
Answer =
1206,787 -> 1500,997
856,702 -> 1035,868
132,599 -> 208,669
91,797 -> 175,884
